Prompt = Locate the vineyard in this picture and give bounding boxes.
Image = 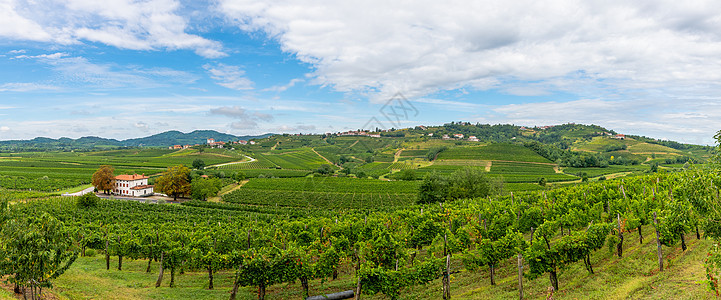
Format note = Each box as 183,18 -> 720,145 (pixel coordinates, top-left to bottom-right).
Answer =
0,148 -> 242,191
1,125 -> 719,299
222,177 -> 419,209
2,166 -> 720,299
437,144 -> 552,163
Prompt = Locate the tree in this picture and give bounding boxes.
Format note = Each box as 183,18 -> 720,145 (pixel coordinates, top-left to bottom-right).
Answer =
315,164 -> 334,175
92,165 -> 115,194
155,165 -> 192,201
417,172 -> 448,204
191,178 -> 222,201
231,171 -> 246,183
419,167 -> 500,204
0,213 -> 78,299
192,159 -> 206,170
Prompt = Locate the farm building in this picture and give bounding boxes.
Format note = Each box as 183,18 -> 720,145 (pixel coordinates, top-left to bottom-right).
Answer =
114,174 -> 154,197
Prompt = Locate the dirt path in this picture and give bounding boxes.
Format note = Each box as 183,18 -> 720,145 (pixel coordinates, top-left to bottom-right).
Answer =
62,186 -> 95,197
312,148 -> 339,166
206,155 -> 255,168
550,171 -> 632,185
208,180 -> 249,202
393,148 -> 404,163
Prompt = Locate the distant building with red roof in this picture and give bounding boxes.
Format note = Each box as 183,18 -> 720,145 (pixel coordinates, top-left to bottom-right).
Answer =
114,174 -> 154,197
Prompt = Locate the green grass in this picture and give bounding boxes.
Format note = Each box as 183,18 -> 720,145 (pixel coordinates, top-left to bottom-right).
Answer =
53,256 -> 244,300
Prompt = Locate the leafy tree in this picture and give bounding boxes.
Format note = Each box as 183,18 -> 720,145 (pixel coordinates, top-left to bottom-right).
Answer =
417,172 -> 448,204
92,165 -> 115,194
0,213 -> 78,299
446,167 -> 500,200
395,169 -> 418,181
155,165 -> 192,200
314,164 -> 334,175
192,159 -> 206,170
231,171 -> 246,183
191,178 -> 222,201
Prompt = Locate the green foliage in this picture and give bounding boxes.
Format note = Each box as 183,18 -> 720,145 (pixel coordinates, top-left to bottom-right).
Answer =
417,167 -> 501,204
314,164 -> 334,175
155,165 -> 192,200
192,159 -> 206,170
0,213 -> 78,298
76,193 -> 99,208
191,177 -> 223,201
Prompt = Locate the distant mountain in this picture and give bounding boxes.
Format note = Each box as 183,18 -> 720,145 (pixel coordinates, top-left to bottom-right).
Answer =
122,130 -> 271,147
0,130 -> 274,151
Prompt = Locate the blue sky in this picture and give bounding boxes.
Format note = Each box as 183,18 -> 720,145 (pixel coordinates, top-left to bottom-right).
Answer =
2,0 -> 721,145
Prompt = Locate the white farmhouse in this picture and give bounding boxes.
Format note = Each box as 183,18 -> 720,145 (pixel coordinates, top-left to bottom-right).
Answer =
114,174 -> 154,197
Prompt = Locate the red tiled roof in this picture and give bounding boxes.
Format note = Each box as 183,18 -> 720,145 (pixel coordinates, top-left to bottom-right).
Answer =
116,174 -> 148,181
130,185 -> 154,190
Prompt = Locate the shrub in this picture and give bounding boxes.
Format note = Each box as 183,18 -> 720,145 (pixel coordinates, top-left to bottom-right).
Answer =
85,249 -> 97,257
76,193 -> 99,208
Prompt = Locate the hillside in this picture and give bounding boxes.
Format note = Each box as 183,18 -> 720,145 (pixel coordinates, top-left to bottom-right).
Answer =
0,130 -> 273,151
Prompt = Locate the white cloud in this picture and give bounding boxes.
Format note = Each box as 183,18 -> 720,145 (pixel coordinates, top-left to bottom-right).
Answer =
134,121 -> 149,131
13,52 -> 68,60
210,105 -> 273,130
479,97 -> 721,145
203,63 -> 253,90
0,126 -> 9,132
263,78 -> 304,92
218,0 -> 721,102
0,83 -> 58,92
18,54 -> 198,90
2,0 -> 225,58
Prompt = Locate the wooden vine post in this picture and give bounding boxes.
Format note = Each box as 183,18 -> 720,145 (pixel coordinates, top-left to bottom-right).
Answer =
517,253 -> 524,300
442,233 -> 451,300
616,213 -> 624,258
155,251 -> 164,288
653,212 -> 663,271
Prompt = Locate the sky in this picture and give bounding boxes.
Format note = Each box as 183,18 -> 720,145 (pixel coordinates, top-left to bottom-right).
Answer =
1,0 -> 721,145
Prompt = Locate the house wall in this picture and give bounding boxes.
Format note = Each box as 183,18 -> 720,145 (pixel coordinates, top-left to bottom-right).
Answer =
114,178 -> 149,196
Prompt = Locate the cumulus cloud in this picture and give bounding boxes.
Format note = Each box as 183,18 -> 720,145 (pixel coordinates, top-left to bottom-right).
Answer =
0,126 -> 9,132
218,0 -> 721,101
210,106 -> 273,129
2,0 -> 225,58
134,121 -> 149,131
203,63 -> 254,90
